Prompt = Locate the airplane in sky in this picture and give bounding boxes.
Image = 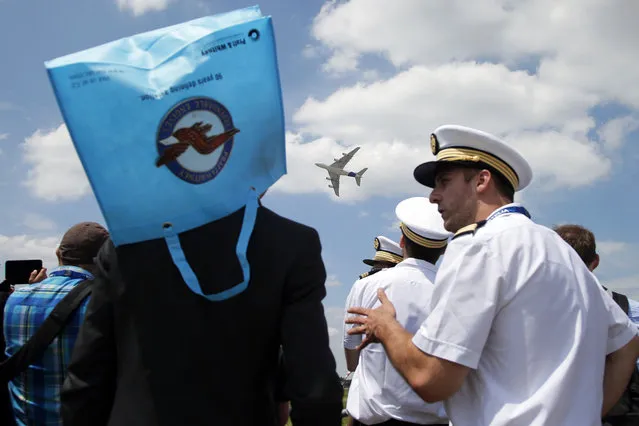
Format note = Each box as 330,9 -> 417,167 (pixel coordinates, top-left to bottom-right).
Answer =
315,147 -> 367,197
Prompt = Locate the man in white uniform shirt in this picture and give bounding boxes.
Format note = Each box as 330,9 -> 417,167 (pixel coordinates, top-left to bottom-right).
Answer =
346,235 -> 403,374
359,235 -> 404,281
346,124 -> 639,426
344,197 -> 451,426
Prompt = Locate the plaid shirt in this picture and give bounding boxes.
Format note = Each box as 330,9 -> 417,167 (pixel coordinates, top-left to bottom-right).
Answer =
3,266 -> 93,426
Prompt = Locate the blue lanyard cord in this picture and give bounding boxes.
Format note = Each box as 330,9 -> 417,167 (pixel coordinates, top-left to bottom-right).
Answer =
487,205 -> 531,222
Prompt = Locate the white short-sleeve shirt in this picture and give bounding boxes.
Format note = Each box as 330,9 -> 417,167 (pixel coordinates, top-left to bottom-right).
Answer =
344,259 -> 449,425
412,205 -> 638,426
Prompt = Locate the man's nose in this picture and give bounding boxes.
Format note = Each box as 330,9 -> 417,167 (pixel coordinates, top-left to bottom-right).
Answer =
429,189 -> 440,204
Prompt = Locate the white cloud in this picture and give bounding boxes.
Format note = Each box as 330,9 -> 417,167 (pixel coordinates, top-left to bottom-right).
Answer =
605,275 -> 639,301
115,0 -> 171,16
506,130 -> 611,189
277,63 -> 613,199
0,234 -> 60,278
294,64 -> 598,144
311,0 -> 639,108
22,124 -> 91,202
22,213 -> 57,231
598,116 -> 639,150
302,44 -> 320,59
597,241 -> 630,257
289,0 -> 639,201
270,132 -> 427,201
0,133 -> 8,141
322,49 -> 359,74
326,274 -> 342,287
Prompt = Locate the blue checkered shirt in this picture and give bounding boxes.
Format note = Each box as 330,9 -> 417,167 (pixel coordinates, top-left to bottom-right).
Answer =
3,266 -> 93,426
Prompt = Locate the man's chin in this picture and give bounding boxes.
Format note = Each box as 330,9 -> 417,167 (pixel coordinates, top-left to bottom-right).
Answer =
443,219 -> 459,233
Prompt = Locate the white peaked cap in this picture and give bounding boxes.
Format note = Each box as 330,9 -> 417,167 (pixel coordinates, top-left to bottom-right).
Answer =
363,235 -> 403,266
413,124 -> 533,192
396,197 -> 451,248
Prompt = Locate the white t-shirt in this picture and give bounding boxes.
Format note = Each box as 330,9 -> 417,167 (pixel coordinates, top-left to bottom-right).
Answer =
412,205 -> 638,426
344,258 -> 448,425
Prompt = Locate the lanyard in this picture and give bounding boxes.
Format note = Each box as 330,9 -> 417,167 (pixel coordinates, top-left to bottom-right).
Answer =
486,204 -> 531,222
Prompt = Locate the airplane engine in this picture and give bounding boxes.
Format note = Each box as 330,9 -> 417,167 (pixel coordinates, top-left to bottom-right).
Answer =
334,158 -> 339,162
328,185 -> 333,188
326,177 -> 331,181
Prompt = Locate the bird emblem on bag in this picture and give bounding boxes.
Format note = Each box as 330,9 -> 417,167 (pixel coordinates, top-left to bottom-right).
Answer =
156,121 -> 240,167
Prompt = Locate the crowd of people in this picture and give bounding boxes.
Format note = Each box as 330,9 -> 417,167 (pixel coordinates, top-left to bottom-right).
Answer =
1,124 -> 638,426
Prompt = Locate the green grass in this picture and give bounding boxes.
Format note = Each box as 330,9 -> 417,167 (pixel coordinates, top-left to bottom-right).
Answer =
285,387 -> 350,426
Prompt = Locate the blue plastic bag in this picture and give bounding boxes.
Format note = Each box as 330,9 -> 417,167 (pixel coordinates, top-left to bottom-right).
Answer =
44,5 -> 286,301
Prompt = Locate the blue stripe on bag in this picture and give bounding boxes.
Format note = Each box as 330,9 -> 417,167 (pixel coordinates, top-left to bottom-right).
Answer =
162,187 -> 259,301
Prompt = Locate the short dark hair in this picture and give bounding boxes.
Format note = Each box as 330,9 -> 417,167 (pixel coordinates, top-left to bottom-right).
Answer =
401,232 -> 445,264
553,224 -> 597,266
461,167 -> 514,202
436,163 -> 514,202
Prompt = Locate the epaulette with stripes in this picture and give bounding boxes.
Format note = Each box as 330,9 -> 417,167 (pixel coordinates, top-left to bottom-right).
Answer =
358,268 -> 381,280
451,220 -> 487,241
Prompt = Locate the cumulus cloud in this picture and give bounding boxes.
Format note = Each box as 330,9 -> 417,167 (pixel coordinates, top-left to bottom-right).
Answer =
22,124 -> 91,202
115,0 -> 171,16
605,275 -> 639,300
0,133 -> 8,141
281,1 -> 639,200
597,116 -> 639,150
597,241 -> 630,257
270,132 -> 428,201
326,274 -> 342,287
0,234 -> 60,278
311,0 -> 639,107
23,213 -> 57,231
275,63 -> 612,199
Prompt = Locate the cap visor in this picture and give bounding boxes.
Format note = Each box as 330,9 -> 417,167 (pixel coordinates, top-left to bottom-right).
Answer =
413,161 -> 438,188
363,259 -> 375,266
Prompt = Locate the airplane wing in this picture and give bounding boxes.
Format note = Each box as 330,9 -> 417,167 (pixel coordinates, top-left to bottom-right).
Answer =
330,147 -> 360,169
329,172 -> 340,196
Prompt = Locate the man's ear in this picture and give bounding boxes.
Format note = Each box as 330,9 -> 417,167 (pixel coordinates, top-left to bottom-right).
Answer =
589,254 -> 600,272
475,169 -> 491,193
399,234 -> 405,248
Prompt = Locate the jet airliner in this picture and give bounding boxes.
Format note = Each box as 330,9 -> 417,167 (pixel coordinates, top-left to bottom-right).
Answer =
315,147 -> 367,197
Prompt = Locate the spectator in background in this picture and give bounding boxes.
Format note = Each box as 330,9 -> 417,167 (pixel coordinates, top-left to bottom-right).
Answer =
358,236 -> 403,280
555,224 -> 639,425
554,224 -> 639,331
3,222 -> 109,426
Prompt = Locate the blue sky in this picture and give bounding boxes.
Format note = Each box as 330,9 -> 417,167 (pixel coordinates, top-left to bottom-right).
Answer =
1,0 -> 639,375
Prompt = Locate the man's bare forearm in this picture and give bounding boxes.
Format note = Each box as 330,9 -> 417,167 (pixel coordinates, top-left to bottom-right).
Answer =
602,335 -> 639,416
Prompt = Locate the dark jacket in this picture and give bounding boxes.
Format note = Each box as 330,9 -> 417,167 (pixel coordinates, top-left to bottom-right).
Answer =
60,206 -> 343,426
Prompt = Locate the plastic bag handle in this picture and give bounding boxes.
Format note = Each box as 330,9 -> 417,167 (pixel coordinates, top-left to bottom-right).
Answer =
162,187 -> 259,301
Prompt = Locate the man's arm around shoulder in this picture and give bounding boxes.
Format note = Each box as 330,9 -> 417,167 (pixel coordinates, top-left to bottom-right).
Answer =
280,226 -> 343,426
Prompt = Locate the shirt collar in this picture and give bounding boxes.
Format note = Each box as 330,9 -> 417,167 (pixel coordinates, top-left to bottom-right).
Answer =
396,257 -> 437,273
48,265 -> 94,280
486,202 -> 527,221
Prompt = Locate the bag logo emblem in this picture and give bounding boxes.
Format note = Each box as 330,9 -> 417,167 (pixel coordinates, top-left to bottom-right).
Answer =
156,96 -> 240,184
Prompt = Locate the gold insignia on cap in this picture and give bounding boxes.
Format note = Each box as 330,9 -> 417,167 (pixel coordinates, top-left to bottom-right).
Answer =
373,237 -> 380,250
430,133 -> 439,155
